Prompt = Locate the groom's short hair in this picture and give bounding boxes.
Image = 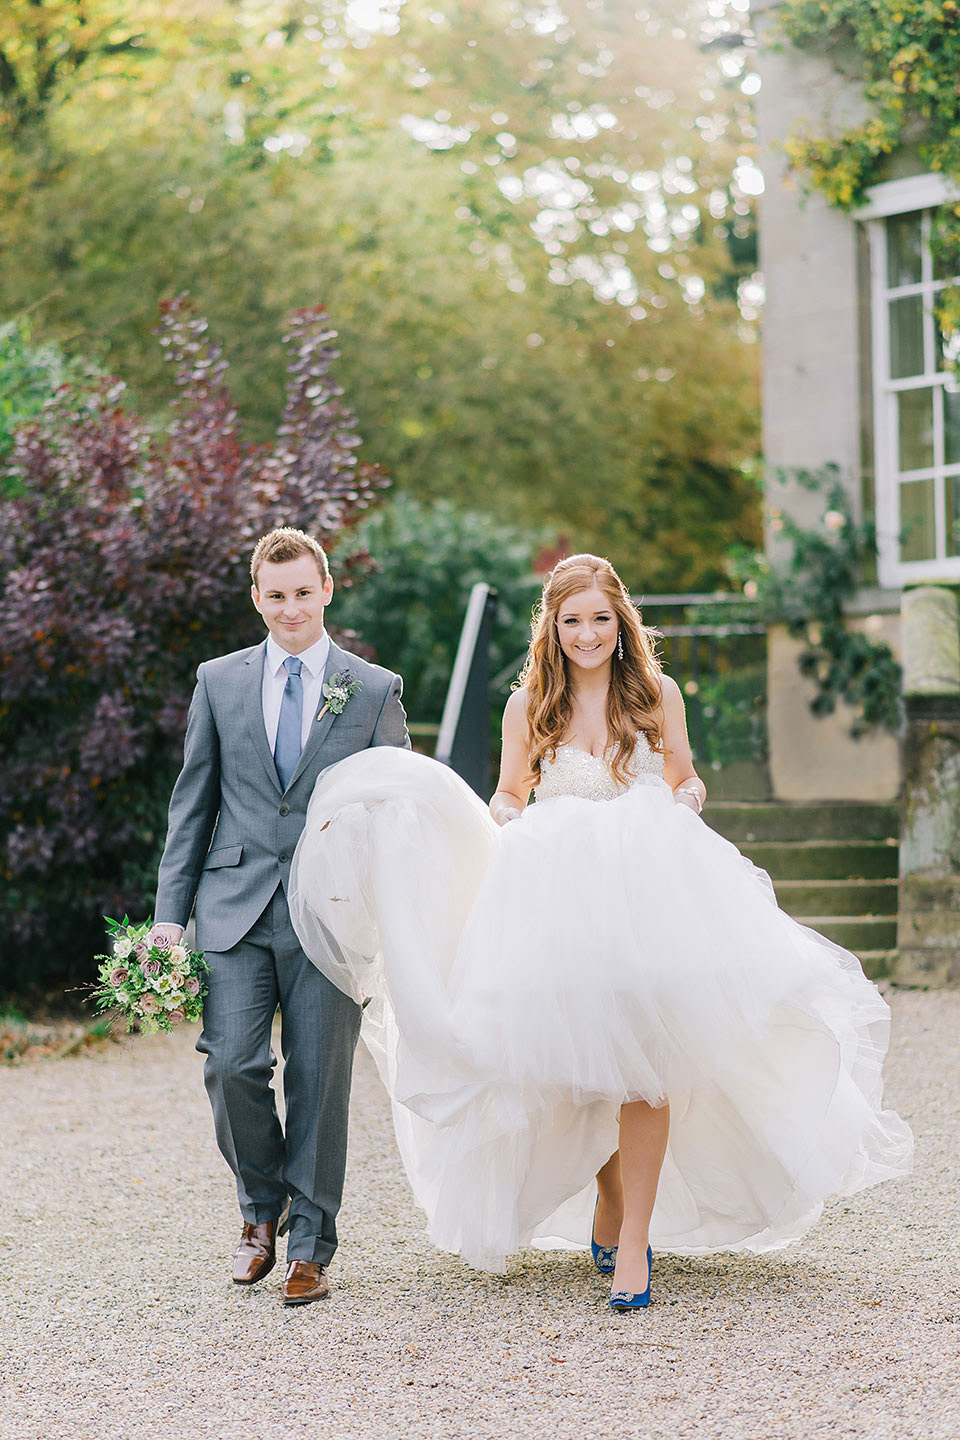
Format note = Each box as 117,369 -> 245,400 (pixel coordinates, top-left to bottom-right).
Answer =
250,528 -> 330,588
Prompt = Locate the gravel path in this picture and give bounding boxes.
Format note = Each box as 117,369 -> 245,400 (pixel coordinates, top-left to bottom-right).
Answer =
1,987 -> 958,1440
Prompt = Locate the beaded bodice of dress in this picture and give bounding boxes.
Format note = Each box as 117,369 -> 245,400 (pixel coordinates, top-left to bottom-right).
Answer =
536,733 -> 665,803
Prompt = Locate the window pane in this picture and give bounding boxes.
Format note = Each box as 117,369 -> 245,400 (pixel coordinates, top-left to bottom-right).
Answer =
889,295 -> 925,378
887,213 -> 923,287
945,386 -> 960,465
898,388 -> 934,471
947,476 -> 960,556
899,479 -> 937,561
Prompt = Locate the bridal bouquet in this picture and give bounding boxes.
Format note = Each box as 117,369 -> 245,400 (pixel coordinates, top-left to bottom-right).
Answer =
92,917 -> 209,1034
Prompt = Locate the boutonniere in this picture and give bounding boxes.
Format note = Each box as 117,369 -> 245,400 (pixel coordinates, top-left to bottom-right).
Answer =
317,669 -> 363,722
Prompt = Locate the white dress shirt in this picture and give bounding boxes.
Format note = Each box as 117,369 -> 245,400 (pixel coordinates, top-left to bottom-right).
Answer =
262,632 -> 331,753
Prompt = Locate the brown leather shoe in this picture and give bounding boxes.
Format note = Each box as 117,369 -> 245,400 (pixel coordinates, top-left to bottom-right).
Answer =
232,1221 -> 277,1285
282,1260 -> 329,1306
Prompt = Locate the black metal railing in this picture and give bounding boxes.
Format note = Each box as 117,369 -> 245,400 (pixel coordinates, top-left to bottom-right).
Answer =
491,592 -> 768,770
638,593 -> 767,767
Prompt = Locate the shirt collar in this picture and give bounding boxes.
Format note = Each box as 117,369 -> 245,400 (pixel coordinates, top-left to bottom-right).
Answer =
265,631 -> 330,679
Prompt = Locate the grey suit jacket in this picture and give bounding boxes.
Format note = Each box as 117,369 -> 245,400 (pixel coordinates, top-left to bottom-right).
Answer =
155,637 -> 409,954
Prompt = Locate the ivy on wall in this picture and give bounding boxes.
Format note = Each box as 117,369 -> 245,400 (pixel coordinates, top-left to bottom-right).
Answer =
729,466 -> 903,736
779,0 -> 960,199
778,0 -> 960,324
758,4 -> 960,734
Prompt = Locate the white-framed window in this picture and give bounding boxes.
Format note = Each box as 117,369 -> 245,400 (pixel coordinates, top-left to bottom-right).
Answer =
858,174 -> 960,587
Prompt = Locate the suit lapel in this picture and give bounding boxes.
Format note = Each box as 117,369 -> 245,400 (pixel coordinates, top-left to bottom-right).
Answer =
242,641 -> 283,794
289,639 -> 352,786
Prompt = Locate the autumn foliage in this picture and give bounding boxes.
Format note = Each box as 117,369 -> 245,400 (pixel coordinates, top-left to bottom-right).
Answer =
0,297 -> 386,991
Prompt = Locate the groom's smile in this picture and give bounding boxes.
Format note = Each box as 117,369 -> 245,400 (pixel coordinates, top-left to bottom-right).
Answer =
251,554 -> 334,655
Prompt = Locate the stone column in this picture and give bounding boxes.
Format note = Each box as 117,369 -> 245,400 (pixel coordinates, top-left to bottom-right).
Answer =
895,586 -> 960,986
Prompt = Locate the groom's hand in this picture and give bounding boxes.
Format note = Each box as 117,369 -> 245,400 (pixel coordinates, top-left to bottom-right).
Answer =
150,923 -> 184,948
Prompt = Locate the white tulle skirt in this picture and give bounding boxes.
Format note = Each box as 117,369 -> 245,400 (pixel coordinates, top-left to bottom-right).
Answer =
289,748 -> 912,1272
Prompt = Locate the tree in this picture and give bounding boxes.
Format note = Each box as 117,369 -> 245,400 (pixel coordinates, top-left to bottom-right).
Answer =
0,297 -> 385,992
0,0 -> 761,587
0,0 -> 156,138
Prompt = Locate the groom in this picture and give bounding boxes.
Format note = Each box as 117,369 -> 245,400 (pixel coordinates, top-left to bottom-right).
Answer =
152,526 -> 409,1305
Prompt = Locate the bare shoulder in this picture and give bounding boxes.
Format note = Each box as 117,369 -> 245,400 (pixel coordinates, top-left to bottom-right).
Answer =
502,686 -> 531,733
657,673 -> 684,708
652,671 -> 686,732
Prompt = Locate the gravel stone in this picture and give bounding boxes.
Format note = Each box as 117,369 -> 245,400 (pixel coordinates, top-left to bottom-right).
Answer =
0,987 -> 957,1440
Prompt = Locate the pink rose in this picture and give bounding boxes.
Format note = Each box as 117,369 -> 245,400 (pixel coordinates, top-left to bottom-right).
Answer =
150,931 -> 172,953
139,994 -> 160,1015
133,941 -> 148,961
140,957 -> 162,978
109,966 -> 129,987
167,1008 -> 186,1025
184,977 -> 201,996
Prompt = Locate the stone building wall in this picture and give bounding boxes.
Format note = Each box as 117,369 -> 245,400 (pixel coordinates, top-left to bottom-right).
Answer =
751,0 -> 901,799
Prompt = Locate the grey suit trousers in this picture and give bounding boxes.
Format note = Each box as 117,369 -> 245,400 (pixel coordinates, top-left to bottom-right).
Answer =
196,886 -> 362,1265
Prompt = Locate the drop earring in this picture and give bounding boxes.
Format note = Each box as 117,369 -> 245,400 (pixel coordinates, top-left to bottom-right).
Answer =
617,632 -> 624,660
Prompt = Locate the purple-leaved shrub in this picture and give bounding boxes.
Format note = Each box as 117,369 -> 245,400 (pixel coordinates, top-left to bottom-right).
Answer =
0,296 -> 387,992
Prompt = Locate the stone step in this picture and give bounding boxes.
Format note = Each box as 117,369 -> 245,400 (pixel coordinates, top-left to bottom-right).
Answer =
855,950 -> 897,982
774,878 -> 898,917
699,761 -> 771,801
799,916 -> 899,950
742,840 -> 899,880
707,802 -> 898,844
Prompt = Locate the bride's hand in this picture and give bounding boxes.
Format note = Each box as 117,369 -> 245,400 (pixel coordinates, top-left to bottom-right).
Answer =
672,780 -> 704,815
489,781 -> 527,827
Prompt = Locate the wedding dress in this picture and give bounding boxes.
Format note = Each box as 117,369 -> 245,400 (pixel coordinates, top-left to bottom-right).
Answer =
289,741 -> 912,1273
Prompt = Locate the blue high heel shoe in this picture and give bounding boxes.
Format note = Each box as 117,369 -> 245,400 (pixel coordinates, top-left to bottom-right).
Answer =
609,1245 -> 653,1311
591,1199 -> 618,1275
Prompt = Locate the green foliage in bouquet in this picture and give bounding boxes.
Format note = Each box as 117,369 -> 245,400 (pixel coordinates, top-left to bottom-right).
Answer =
92,917 -> 208,1034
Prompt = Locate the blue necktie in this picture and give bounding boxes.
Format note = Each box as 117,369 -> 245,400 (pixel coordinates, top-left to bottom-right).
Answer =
274,656 -> 303,790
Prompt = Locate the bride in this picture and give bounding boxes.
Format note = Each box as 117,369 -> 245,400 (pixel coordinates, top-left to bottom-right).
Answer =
289,553 -> 912,1310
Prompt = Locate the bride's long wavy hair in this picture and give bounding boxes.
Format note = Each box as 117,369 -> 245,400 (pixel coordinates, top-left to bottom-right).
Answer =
518,554 -> 663,788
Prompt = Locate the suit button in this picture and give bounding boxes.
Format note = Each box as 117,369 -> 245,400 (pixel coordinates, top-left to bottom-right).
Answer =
279,852 -> 289,864
279,803 -> 290,816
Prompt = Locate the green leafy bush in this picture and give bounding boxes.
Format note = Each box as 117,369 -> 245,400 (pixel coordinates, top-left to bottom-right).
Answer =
0,297 -> 385,994
0,317 -> 98,471
333,495 -> 544,725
